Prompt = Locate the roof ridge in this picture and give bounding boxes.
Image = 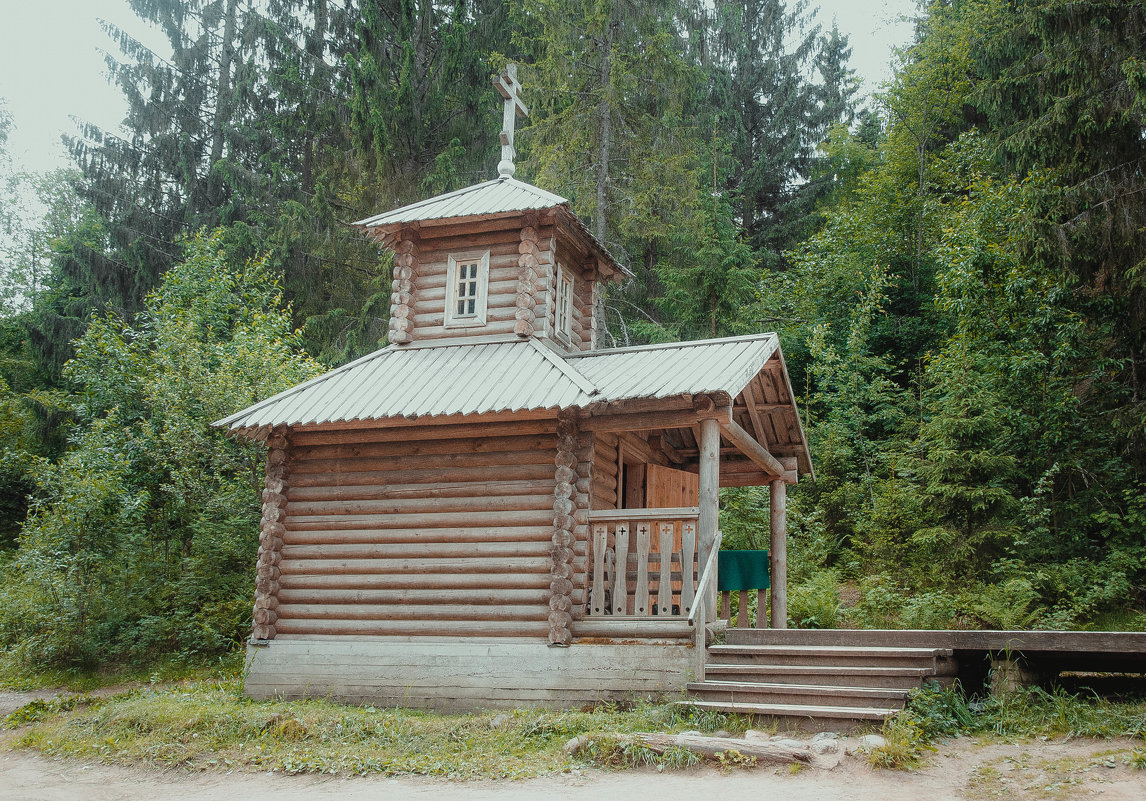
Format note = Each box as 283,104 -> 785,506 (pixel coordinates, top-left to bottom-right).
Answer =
399,333 -> 523,350
354,178 -> 569,228
566,332 -> 778,358
354,179 -> 501,226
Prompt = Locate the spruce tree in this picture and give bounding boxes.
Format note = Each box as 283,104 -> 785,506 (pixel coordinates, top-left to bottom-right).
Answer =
706,0 -> 855,265
58,0 -> 259,354
971,0 -> 1146,467
348,0 -> 512,206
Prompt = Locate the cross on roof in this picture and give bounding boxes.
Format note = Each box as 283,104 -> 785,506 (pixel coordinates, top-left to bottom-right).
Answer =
494,63 -> 529,179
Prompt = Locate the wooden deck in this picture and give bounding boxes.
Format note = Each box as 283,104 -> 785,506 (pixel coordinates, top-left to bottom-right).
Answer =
725,628 -> 1146,657
722,628 -> 1146,690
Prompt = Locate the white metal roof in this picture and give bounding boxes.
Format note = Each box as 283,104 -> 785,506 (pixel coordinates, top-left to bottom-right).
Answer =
570,334 -> 778,404
354,178 -> 567,228
215,333 -> 781,433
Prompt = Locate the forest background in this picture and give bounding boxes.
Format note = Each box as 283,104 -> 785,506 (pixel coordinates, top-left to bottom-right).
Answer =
0,0 -> 1143,672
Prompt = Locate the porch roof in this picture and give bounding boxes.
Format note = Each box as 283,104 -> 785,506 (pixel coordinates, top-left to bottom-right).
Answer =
214,333 -> 810,473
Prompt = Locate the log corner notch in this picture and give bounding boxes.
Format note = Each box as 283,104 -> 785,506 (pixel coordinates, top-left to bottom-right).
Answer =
388,234 -> 419,345
515,216 -> 542,338
253,425 -> 289,641
549,409 -> 580,645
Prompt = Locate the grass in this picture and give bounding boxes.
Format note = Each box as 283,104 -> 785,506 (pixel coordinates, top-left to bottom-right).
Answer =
2,672 -> 752,779
867,681 -> 1146,771
0,648 -> 245,693
7,657 -> 1146,779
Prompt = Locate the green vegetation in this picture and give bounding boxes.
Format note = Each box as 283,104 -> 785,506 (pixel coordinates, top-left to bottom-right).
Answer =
2,676 -> 745,778
738,0 -> 1146,631
869,681 -> 1146,770
0,232 -> 321,669
6,674 -> 1146,778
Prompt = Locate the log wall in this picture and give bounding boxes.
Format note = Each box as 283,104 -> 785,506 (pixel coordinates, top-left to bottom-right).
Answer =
552,238 -> 595,352
273,420 -> 586,638
591,432 -> 619,510
406,225 -> 551,343
401,222 -> 596,351
252,426 -> 290,640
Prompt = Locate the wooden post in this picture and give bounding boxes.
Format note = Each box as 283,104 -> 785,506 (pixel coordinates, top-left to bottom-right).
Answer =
698,417 -> 720,622
657,523 -> 672,616
634,522 -> 651,614
591,524 -> 607,616
769,478 -> 787,629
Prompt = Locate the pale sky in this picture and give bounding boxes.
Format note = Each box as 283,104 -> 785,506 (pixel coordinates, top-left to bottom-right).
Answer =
0,0 -> 918,175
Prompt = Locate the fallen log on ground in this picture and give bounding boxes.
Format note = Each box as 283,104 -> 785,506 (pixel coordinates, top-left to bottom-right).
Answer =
566,731 -> 839,769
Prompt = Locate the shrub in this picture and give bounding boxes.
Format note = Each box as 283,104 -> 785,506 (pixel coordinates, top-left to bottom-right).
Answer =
789,570 -> 843,628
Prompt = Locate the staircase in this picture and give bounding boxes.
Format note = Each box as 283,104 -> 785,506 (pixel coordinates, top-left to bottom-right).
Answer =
685,629 -> 958,727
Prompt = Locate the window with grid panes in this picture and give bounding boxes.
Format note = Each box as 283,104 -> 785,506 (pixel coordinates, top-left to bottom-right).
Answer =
455,260 -> 480,317
444,251 -> 489,327
556,266 -> 574,342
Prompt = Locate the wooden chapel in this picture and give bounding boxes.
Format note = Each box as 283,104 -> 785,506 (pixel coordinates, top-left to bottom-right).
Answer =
216,65 -> 812,709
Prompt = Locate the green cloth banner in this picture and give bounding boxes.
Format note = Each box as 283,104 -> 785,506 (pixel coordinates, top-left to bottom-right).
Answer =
717,550 -> 770,591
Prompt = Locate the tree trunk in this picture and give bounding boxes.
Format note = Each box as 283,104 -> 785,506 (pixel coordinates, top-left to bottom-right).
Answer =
208,0 -> 240,207
595,18 -> 615,246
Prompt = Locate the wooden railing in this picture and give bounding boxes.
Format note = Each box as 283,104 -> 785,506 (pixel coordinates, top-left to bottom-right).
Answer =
587,508 -> 701,620
719,588 -> 769,628
689,531 -> 721,626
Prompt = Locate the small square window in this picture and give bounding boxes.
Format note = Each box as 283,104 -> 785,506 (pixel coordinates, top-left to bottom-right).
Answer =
445,251 -> 489,328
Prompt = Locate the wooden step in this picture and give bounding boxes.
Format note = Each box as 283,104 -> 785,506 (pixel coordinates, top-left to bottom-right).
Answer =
703,663 -> 934,689
678,698 -> 901,722
708,644 -> 953,669
687,680 -> 910,708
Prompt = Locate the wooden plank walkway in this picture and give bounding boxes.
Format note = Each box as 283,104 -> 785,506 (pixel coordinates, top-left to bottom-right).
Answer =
724,628 -> 1146,655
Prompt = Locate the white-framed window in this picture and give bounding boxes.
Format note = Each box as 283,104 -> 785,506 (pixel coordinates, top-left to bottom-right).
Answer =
556,265 -> 574,342
445,251 -> 490,328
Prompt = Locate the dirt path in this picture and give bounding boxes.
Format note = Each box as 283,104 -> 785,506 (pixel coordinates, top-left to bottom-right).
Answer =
0,690 -> 62,719
0,686 -> 140,719
2,738 -> 1145,801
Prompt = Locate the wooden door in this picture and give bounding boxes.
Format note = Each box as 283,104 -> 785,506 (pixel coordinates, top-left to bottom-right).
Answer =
646,464 -> 699,508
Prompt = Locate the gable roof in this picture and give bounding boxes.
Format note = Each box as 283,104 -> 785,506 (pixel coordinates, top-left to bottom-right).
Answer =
214,333 -> 811,475
570,335 -> 777,404
354,178 -> 567,228
353,176 -> 631,280
217,334 -> 768,427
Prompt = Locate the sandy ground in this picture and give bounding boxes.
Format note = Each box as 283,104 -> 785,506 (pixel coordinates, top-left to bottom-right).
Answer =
3,691 -> 1145,801
2,737 -> 1145,801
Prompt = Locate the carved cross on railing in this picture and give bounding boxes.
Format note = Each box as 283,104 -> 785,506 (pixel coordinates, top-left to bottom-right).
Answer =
494,63 -> 529,179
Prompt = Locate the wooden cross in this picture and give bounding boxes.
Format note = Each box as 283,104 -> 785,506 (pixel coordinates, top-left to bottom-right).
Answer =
494,63 -> 529,179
